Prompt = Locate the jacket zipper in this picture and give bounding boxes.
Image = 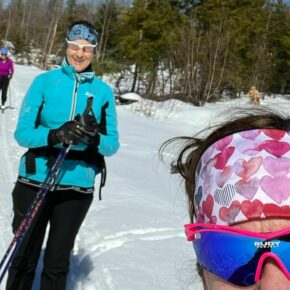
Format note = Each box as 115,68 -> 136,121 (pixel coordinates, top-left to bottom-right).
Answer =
69,79 -> 79,120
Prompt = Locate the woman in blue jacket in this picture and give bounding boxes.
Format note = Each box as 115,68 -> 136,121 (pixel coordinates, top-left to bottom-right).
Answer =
6,21 -> 119,290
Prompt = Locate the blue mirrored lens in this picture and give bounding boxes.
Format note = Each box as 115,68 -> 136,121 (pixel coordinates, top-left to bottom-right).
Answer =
193,231 -> 290,287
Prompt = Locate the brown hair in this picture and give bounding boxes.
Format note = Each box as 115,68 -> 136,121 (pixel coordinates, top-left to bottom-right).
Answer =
160,107 -> 290,222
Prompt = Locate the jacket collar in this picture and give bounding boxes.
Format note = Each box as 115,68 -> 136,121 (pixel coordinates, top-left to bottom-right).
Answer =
61,58 -> 95,83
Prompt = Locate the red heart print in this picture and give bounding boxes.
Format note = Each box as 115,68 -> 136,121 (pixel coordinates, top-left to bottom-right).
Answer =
263,203 -> 290,217
259,140 -> 290,157
209,216 -> 217,224
219,201 -> 241,224
215,166 -> 233,188
262,129 -> 286,140
214,135 -> 233,151
235,177 -> 260,200
214,147 -> 235,170
241,199 -> 263,219
233,156 -> 263,179
202,195 -> 214,219
238,140 -> 264,156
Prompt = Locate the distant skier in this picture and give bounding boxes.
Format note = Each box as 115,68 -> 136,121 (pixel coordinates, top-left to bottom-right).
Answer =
0,47 -> 14,110
6,21 -> 119,290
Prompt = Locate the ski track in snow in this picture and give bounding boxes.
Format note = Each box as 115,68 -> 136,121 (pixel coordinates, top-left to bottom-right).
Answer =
2,65 -> 290,290
0,77 -> 29,288
0,64 -> 255,290
90,227 -> 184,255
0,80 -> 24,243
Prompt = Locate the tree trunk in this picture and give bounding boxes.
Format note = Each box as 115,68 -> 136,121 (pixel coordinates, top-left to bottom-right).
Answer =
131,64 -> 139,92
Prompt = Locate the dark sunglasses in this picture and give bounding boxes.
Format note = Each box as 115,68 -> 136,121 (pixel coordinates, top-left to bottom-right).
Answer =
185,223 -> 290,286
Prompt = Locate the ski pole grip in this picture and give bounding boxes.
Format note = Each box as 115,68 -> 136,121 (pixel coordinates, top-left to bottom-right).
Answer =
80,97 -> 93,126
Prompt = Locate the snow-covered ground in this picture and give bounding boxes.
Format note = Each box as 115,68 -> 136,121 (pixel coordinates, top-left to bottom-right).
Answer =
0,64 -> 290,290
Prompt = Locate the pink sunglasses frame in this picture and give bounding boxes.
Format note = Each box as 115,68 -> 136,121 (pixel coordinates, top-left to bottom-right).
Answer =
184,223 -> 290,283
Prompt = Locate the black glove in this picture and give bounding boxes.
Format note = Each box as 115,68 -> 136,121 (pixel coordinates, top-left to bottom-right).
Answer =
48,121 -> 82,146
74,114 -> 100,145
48,115 -> 99,146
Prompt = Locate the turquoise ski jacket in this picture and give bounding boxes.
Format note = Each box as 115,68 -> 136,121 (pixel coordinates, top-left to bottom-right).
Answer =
15,63 -> 119,191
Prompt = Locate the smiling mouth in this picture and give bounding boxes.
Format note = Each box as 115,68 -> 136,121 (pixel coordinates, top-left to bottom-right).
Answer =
73,58 -> 85,63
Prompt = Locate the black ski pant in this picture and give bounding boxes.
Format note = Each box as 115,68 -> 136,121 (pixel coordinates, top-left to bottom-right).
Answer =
0,76 -> 9,106
6,181 -> 93,290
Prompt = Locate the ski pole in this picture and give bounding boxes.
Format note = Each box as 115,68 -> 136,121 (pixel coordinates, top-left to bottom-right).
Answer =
8,84 -> 12,109
0,145 -> 70,283
0,96 -> 93,283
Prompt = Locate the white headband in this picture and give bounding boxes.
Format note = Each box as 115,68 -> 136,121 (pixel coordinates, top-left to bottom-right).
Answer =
194,129 -> 290,225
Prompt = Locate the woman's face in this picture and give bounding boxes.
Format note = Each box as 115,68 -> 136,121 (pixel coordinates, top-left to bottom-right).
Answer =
66,39 -> 94,73
202,219 -> 290,290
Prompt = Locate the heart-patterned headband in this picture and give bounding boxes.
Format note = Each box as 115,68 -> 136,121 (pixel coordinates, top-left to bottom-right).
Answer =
194,129 -> 290,225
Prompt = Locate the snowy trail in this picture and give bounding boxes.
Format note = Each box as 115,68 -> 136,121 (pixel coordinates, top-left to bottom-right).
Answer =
0,68 -> 34,288
2,64 -> 290,290
0,64 -> 200,290
0,74 -> 29,242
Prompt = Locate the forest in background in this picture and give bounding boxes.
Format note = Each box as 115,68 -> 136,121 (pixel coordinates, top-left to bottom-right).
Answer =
1,0 -> 290,105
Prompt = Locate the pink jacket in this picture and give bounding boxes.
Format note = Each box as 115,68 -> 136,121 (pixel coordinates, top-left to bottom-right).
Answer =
0,58 -> 14,77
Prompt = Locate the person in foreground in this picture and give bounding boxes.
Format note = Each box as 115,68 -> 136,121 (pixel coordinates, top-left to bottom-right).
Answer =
163,109 -> 290,289
6,20 -> 119,290
0,47 -> 14,109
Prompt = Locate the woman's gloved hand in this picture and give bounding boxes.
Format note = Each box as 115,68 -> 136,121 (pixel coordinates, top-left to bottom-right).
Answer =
48,121 -> 82,146
48,114 -> 99,146
74,114 -> 100,145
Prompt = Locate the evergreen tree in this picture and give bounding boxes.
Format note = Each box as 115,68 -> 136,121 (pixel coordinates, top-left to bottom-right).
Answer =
115,0 -> 183,97
268,0 -> 290,93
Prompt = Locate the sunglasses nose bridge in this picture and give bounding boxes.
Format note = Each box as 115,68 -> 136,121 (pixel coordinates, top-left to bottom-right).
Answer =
77,46 -> 91,53
74,46 -> 86,54
255,252 -> 290,283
